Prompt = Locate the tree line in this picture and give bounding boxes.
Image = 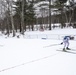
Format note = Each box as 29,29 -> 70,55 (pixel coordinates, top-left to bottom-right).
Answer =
0,0 -> 76,36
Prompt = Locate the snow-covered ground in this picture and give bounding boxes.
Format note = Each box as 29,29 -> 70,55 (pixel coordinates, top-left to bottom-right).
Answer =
0,28 -> 76,75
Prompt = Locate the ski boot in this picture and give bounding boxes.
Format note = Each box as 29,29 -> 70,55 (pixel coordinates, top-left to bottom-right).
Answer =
66,47 -> 70,50
63,48 -> 66,51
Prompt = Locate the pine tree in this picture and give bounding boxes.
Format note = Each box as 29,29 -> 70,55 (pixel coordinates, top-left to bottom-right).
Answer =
58,0 -> 67,4
14,0 -> 36,31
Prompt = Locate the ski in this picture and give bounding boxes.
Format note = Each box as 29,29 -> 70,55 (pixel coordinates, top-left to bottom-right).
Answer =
68,49 -> 76,51
43,44 -> 61,48
57,50 -> 76,54
59,48 -> 76,51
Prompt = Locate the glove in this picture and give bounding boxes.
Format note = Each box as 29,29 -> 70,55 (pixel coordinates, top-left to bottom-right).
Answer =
70,36 -> 74,40
61,42 -> 63,45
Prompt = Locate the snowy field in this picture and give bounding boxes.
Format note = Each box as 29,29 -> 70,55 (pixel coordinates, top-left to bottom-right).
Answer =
0,28 -> 76,75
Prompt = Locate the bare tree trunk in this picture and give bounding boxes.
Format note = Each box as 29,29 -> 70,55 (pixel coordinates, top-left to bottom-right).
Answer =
21,0 -> 24,34
6,0 -> 15,37
49,0 -> 51,30
10,0 -> 15,36
64,12 -> 68,24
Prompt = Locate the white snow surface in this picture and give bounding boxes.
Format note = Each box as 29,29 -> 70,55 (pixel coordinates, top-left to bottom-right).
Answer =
0,28 -> 76,75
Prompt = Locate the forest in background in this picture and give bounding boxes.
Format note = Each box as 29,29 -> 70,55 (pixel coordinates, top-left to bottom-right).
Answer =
0,0 -> 76,37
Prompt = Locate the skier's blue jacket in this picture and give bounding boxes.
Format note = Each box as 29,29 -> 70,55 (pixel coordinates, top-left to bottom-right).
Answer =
61,36 -> 70,44
63,36 -> 70,40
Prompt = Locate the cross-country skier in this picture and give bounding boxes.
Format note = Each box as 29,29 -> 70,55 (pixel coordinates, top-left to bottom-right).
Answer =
61,36 -> 74,51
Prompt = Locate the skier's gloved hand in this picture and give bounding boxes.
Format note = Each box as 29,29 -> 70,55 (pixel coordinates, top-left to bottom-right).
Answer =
61,42 -> 63,45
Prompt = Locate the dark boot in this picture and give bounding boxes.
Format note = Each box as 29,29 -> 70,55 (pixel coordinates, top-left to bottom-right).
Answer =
66,47 -> 70,50
63,48 -> 66,51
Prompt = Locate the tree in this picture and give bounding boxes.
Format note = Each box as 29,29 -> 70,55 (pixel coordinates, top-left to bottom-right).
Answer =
58,0 -> 67,4
14,0 -> 36,32
9,0 -> 15,37
26,0 -> 36,31
53,0 -> 68,28
0,0 -> 15,36
48,0 -> 51,30
21,0 -> 24,34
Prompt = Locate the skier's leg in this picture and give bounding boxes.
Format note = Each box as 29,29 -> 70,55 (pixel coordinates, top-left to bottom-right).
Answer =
66,42 -> 70,50
63,41 -> 66,51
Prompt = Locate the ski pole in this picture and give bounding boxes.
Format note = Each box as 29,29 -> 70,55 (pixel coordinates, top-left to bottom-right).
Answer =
43,43 -> 61,48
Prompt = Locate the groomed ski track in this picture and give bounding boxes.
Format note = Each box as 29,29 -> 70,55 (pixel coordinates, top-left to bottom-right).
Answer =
0,39 -> 76,75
